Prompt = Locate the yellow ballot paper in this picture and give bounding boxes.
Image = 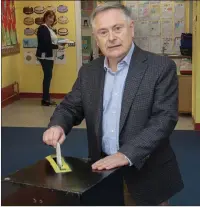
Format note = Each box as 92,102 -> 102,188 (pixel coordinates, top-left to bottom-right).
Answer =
46,154 -> 72,173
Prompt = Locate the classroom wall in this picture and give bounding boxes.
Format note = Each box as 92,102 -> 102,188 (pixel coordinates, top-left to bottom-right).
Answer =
2,54 -> 20,88
13,1 -> 77,94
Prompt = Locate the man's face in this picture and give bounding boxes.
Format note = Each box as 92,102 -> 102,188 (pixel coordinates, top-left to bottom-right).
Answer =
93,9 -> 134,60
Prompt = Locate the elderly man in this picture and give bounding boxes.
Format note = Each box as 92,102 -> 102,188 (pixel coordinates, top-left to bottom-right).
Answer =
43,3 -> 184,205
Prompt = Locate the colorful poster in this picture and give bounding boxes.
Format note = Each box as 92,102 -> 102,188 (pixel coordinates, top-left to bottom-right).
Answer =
138,2 -> 149,20
23,38 -> 38,48
150,2 -> 160,20
161,3 -> 173,19
138,21 -> 149,37
2,0 -> 19,55
82,36 -> 92,54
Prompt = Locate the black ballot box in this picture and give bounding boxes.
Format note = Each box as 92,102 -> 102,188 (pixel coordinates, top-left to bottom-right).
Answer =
1,157 -> 124,206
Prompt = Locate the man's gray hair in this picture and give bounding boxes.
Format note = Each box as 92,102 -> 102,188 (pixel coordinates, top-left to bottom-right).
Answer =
90,2 -> 132,28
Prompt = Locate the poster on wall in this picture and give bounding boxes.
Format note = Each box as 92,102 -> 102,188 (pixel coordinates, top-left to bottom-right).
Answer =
24,48 -> 67,65
174,3 -> 184,20
55,50 -> 67,64
23,38 -> 38,48
126,0 -> 185,55
161,2 -> 173,19
24,49 -> 37,64
2,0 -> 20,56
150,2 -> 160,20
82,36 -> 92,54
97,1 -> 121,6
82,36 -> 92,64
138,2 -> 149,20
126,2 -> 138,20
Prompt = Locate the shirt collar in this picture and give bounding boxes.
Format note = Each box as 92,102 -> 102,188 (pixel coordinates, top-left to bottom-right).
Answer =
104,42 -> 135,71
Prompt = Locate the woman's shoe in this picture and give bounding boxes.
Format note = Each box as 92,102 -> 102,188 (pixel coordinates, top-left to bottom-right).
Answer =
41,100 -> 57,106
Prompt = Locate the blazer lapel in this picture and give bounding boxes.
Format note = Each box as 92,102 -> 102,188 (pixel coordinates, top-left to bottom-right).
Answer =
94,57 -> 106,140
119,46 -> 148,134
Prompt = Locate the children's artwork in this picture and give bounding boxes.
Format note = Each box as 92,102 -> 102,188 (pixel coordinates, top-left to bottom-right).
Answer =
2,0 -> 20,55
150,2 -> 160,20
23,6 -> 33,15
55,50 -> 66,64
174,3 -> 184,20
161,19 -> 173,37
161,38 -> 174,54
57,5 -> 68,13
137,21 -> 149,37
149,36 -> 161,53
23,38 -> 38,48
138,2 -> 149,20
24,28 -> 35,36
174,19 -> 184,37
46,6 -> 56,13
126,2 -> 138,20
58,16 -> 69,24
139,37 -> 149,51
24,50 -> 36,64
82,36 -> 91,54
130,1 -> 185,55
149,20 -> 160,36
161,3 -> 173,19
174,37 -> 181,54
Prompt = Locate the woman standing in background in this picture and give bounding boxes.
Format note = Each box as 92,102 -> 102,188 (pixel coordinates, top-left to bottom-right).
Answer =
36,11 -> 64,106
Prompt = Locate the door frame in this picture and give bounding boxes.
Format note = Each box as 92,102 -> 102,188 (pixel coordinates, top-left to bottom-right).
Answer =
75,1 -> 82,72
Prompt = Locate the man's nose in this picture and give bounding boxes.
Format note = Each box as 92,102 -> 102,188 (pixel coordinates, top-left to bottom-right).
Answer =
108,31 -> 116,41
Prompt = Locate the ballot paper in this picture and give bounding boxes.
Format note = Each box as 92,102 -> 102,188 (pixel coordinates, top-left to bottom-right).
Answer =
56,142 -> 62,169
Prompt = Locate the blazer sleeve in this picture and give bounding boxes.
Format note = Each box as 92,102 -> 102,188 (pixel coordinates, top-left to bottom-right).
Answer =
47,66 -> 85,134
118,59 -> 178,170
37,26 -> 58,50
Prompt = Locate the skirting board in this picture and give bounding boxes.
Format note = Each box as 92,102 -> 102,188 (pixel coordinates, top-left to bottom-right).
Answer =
19,93 -> 66,99
1,82 -> 20,108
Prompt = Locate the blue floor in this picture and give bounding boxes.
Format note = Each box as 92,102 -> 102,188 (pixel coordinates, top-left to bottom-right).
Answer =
1,127 -> 200,205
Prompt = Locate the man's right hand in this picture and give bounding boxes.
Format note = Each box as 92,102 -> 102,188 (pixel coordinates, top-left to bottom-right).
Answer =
43,126 -> 65,148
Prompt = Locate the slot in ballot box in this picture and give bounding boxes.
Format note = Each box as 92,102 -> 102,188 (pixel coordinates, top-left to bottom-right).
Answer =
1,157 -> 124,206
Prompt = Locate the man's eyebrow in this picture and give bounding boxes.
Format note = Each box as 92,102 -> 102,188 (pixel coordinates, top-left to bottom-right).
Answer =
97,24 -> 124,31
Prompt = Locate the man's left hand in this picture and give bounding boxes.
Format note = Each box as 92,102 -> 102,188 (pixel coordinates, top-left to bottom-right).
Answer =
91,152 -> 129,170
